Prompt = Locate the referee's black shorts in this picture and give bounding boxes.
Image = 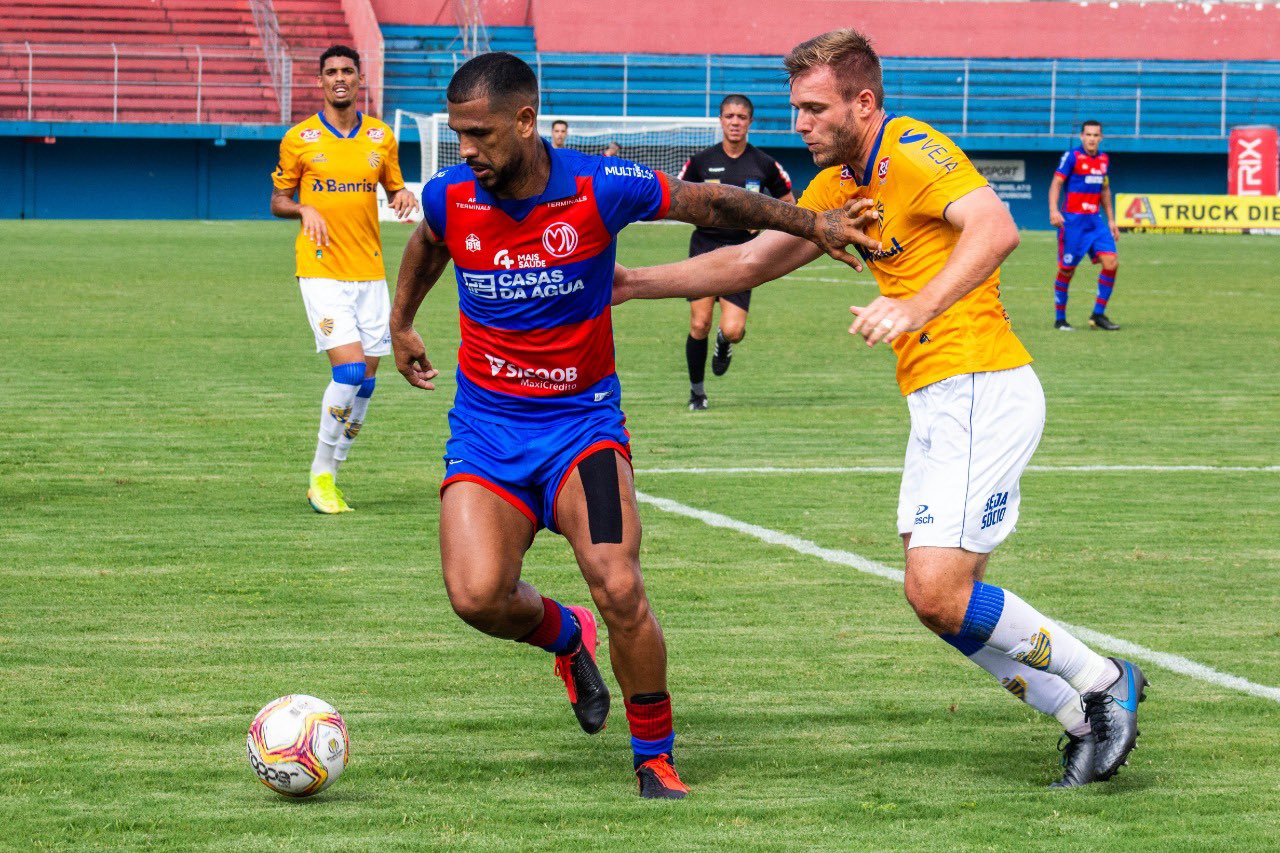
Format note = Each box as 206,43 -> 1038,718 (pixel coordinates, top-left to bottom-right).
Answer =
686,230 -> 755,311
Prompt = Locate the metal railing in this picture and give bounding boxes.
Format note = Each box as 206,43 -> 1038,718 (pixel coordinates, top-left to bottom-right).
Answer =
0,42 -> 283,123
247,0 -> 293,122
383,52 -> 1280,143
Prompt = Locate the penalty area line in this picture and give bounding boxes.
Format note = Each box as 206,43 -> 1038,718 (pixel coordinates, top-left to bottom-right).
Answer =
634,489 -> 1280,706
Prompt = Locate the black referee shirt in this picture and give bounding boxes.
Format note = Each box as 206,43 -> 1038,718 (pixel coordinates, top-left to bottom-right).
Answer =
678,142 -> 793,251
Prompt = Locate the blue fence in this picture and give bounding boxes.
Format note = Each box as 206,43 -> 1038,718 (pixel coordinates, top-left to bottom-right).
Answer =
383,38 -> 1280,154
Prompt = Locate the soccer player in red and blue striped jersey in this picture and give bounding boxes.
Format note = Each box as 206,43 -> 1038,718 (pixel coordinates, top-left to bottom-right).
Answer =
1049,121 -> 1121,331
389,52 -> 877,798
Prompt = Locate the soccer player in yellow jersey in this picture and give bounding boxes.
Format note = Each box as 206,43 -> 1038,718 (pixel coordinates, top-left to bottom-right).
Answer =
613,29 -> 1147,788
271,45 -> 419,513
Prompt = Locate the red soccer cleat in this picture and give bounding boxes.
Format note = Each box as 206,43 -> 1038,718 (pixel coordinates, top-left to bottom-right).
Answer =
553,606 -> 610,734
636,753 -> 689,799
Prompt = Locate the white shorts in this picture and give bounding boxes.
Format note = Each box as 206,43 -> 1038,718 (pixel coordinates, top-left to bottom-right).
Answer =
897,365 -> 1045,553
298,277 -> 392,356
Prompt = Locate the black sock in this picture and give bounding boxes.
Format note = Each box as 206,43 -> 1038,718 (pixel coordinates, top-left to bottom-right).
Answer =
686,334 -> 708,387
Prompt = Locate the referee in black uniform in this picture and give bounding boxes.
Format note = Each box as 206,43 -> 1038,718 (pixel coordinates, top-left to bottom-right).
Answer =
678,94 -> 794,410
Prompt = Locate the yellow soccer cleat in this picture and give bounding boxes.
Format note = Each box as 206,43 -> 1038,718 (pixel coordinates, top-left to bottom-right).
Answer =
308,472 -> 353,514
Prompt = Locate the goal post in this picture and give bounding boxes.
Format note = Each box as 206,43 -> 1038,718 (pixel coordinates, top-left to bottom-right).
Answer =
395,109 -> 722,181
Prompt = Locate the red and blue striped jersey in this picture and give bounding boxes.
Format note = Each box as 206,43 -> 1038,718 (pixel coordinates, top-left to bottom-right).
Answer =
422,143 -> 671,423
1054,147 -> 1109,215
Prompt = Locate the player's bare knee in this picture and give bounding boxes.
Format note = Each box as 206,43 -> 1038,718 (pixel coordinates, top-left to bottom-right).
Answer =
689,318 -> 712,339
447,584 -> 513,633
721,323 -> 746,343
903,574 -> 965,635
588,565 -> 648,631
1103,259 -> 1119,273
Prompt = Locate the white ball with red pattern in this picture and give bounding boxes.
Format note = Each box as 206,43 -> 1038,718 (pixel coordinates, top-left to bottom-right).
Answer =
246,694 -> 349,797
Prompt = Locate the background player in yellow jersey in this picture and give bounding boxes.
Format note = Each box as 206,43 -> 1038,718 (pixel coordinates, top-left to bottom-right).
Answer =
613,29 -> 1147,788
271,45 -> 419,513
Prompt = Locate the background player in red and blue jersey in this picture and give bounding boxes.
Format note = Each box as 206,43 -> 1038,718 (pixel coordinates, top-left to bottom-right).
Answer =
388,52 -> 878,799
1049,120 -> 1121,331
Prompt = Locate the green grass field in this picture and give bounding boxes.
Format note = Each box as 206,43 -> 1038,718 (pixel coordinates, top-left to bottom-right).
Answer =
2,219 -> 1278,850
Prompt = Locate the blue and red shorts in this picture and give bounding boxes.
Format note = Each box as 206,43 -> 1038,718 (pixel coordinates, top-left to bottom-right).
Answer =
441,408 -> 631,534
1057,213 -> 1116,268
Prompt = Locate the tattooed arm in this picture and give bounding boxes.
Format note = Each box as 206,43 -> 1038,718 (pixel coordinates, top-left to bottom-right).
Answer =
664,176 -> 880,269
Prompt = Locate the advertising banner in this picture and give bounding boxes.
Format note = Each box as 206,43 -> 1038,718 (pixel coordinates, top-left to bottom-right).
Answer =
1117,193 -> 1280,233
377,181 -> 426,223
1228,126 -> 1278,196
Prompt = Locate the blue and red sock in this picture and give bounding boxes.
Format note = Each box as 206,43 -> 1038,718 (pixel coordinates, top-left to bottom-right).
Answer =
1095,268 -> 1116,314
1053,266 -> 1075,322
518,596 -> 581,655
626,692 -> 675,769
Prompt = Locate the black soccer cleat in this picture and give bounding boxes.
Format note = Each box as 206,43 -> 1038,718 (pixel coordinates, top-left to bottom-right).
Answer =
1054,319 -> 1075,331
1082,657 -> 1148,781
553,606 -> 610,734
687,392 -> 708,411
1089,312 -> 1121,330
636,753 -> 689,799
711,329 -> 733,376
1048,732 -> 1100,789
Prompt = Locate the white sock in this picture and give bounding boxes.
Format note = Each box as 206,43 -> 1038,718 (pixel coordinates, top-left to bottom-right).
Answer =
967,646 -> 1087,734
311,380 -> 360,477
333,392 -> 372,470
976,585 -> 1119,695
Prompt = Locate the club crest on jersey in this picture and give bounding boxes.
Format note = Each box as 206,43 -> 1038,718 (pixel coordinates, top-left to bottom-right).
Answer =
465,233 -> 482,252
365,127 -> 385,141
839,164 -> 855,182
542,222 -> 579,258
877,156 -> 890,182
318,317 -> 334,336
300,128 -> 322,142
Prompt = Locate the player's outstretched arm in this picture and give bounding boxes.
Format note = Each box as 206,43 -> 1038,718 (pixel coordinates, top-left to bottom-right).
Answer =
613,229 -> 823,306
664,177 -> 880,269
849,186 -> 1018,347
391,223 -> 452,390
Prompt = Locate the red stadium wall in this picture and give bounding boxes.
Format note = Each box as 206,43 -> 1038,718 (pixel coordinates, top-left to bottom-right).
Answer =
398,0 -> 1279,61
370,0 -> 530,26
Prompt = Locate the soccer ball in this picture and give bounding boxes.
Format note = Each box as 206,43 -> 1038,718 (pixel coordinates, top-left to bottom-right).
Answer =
246,694 -> 349,797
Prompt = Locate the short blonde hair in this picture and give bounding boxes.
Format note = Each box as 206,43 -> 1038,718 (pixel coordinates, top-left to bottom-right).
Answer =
784,29 -> 884,107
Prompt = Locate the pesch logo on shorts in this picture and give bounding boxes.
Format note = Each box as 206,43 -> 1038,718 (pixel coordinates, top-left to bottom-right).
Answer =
980,491 -> 1009,529
914,504 -> 934,525
542,222 -> 579,257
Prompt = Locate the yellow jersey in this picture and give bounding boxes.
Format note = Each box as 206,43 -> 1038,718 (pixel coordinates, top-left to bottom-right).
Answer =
272,112 -> 405,281
798,115 -> 1032,395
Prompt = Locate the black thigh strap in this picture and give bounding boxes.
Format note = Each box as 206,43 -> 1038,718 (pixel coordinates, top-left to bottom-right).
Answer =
578,448 -> 623,544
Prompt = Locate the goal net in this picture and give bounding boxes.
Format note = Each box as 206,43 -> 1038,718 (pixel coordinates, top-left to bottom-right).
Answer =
395,110 -> 721,180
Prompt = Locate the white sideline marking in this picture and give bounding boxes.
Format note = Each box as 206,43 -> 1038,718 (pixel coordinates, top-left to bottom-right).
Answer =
634,490 -> 1280,705
640,464 -> 1279,475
